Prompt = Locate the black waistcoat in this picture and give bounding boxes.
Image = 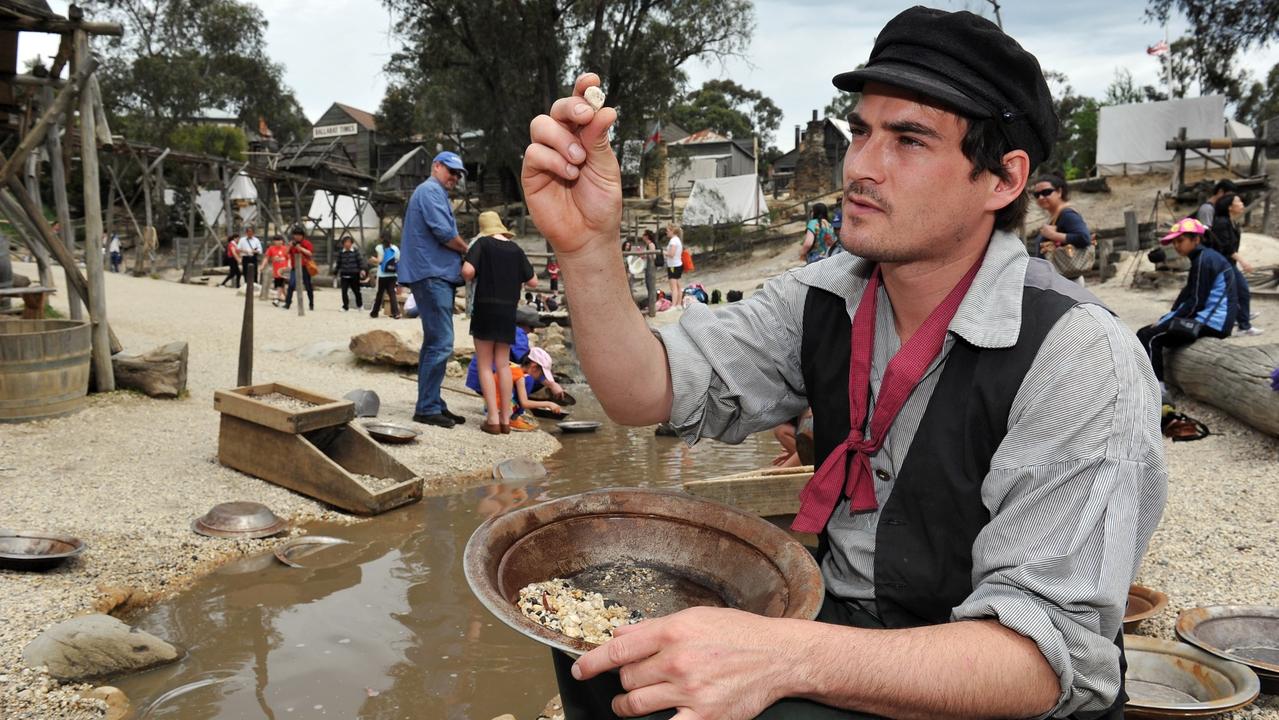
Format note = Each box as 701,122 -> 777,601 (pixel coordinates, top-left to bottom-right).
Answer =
799,258 -> 1126,720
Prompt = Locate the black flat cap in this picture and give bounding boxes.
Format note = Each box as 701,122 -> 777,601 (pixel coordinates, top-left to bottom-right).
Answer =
833,6 -> 1057,167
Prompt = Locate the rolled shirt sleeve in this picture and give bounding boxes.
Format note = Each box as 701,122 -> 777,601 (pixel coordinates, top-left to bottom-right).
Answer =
655,270 -> 812,445
951,303 -> 1167,717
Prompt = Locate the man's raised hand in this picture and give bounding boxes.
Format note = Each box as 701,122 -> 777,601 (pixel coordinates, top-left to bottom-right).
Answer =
521,73 -> 623,257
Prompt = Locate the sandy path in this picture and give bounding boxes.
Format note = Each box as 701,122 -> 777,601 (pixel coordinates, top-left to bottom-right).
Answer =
0,263 -> 558,719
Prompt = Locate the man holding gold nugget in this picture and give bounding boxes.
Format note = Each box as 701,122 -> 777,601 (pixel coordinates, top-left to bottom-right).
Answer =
521,7 -> 1166,719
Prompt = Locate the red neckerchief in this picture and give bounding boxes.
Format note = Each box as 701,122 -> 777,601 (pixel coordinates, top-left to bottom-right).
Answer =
792,257 -> 984,534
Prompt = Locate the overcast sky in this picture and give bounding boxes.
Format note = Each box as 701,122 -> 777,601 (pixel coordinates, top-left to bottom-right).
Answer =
20,0 -> 1279,151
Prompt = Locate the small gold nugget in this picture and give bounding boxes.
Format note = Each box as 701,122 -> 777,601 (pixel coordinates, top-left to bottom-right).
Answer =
584,86 -> 606,111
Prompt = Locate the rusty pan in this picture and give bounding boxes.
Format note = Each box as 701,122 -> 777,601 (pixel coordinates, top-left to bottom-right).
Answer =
1177,605 -> 1279,693
463,487 -> 824,657
1125,584 -> 1169,633
1123,634 -> 1259,718
0,529 -> 86,571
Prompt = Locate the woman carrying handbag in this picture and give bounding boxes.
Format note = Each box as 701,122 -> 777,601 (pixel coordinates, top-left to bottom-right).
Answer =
1031,175 -> 1093,284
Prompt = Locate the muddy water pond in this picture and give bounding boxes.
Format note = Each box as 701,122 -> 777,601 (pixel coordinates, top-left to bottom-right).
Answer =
115,394 -> 781,719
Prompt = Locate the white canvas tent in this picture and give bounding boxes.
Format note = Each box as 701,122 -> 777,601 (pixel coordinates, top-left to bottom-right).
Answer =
306,190 -> 379,229
1096,95 -> 1253,176
681,174 -> 769,226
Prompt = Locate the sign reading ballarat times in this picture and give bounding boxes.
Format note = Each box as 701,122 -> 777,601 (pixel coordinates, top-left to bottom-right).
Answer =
313,123 -> 359,139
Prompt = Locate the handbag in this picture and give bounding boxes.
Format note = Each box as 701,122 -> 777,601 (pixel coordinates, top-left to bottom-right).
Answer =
304,259 -> 319,277
1165,316 -> 1202,341
1048,242 -> 1095,279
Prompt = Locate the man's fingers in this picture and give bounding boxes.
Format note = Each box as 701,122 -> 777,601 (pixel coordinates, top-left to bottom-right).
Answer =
549,95 -> 598,128
611,683 -> 683,718
530,114 -> 587,166
573,625 -> 661,680
522,143 -> 580,182
573,72 -> 602,97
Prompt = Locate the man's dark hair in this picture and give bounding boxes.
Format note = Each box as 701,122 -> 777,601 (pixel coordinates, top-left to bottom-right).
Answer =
290,226 -> 305,237
961,117 -> 1030,232
1213,179 -> 1238,195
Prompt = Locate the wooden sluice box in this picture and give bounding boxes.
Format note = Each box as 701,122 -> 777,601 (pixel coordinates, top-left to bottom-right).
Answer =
214,382 -> 422,515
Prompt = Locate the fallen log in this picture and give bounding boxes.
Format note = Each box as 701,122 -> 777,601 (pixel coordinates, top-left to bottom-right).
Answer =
1165,338 -> 1279,438
112,342 -> 188,399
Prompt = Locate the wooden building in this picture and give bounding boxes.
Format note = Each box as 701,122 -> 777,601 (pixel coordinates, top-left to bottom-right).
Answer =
310,102 -> 380,177
666,129 -> 756,194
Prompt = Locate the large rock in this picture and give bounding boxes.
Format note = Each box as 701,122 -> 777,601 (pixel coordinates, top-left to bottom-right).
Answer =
349,329 -> 422,367
112,342 -> 188,399
22,614 -> 179,681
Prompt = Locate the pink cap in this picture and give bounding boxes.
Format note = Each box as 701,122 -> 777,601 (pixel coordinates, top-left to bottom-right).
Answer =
1160,217 -> 1207,245
527,347 -> 554,384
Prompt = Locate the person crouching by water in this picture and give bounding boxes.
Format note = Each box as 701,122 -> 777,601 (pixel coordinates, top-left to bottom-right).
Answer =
1136,218 -> 1238,395
1032,174 -> 1092,285
462,211 -> 537,434
800,202 -> 836,263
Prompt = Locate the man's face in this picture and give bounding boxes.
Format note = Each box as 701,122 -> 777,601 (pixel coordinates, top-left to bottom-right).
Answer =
1032,181 -> 1059,211
245,227 -> 255,237
1172,234 -> 1199,257
433,161 -> 462,191
839,84 -> 997,263
292,233 -> 304,244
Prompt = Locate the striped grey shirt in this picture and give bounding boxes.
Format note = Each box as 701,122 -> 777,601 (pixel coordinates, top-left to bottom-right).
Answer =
657,231 -> 1167,717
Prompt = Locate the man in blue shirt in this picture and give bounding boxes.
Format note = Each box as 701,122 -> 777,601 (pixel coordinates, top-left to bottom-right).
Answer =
399,151 -> 469,428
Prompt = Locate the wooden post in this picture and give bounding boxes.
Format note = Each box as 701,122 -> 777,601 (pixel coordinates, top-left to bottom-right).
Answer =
42,85 -> 81,319
645,253 -> 656,318
237,258 -> 254,386
1172,127 -> 1187,193
76,27 -> 113,390
133,152 -> 154,276
1124,208 -> 1139,251
293,251 -> 305,316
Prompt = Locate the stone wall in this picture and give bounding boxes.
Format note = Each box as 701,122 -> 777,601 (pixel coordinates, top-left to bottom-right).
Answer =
793,119 -> 831,198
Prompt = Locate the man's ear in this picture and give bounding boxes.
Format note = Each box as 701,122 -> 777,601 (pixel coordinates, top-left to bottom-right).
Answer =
985,149 -> 1031,214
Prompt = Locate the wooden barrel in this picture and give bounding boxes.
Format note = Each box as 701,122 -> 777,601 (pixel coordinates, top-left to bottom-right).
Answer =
0,319 -> 92,423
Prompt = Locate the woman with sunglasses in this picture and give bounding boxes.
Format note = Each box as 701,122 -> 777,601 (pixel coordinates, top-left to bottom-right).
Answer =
1031,175 -> 1092,284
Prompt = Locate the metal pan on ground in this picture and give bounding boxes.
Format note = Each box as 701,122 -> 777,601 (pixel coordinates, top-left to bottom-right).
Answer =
362,422 -> 421,444
191,502 -> 288,539
464,487 -> 824,658
273,536 -> 353,569
557,420 -> 601,434
1177,605 -> 1279,693
0,529 -> 86,571
530,407 -> 570,420
1124,584 -> 1170,633
1123,634 -> 1259,718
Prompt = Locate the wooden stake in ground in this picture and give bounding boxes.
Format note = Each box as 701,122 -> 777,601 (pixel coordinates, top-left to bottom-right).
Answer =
293,251 -> 305,317
76,27 -> 113,391
41,85 -> 82,320
237,265 -> 254,386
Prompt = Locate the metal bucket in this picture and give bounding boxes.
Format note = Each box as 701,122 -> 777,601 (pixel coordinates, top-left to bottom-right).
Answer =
0,319 -> 92,423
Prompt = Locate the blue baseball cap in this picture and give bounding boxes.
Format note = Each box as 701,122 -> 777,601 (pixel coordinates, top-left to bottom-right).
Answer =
433,151 -> 466,176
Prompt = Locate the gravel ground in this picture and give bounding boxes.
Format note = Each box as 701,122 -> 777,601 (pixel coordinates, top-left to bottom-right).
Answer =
0,263 -> 558,719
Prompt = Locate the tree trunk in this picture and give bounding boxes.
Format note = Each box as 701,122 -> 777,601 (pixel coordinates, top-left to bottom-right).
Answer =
1165,338 -> 1279,438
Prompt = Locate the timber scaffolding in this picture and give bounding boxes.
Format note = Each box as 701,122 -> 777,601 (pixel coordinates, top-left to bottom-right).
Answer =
91,138 -> 408,276
0,1 -> 123,391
